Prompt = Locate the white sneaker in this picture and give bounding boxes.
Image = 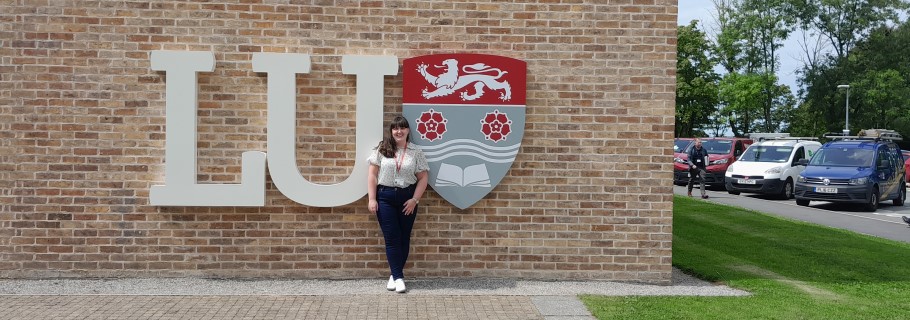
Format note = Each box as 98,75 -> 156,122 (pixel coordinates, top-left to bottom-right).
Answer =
386,275 -> 395,291
394,278 -> 406,293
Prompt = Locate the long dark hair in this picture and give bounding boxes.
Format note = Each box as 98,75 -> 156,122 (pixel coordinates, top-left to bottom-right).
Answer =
377,116 -> 410,158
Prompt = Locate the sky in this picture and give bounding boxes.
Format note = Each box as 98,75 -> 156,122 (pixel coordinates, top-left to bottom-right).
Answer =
677,0 -> 803,92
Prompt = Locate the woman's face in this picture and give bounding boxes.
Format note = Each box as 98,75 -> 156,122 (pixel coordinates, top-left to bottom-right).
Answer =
391,126 -> 409,145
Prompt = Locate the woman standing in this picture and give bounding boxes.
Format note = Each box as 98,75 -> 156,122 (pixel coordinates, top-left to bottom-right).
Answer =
367,115 -> 429,293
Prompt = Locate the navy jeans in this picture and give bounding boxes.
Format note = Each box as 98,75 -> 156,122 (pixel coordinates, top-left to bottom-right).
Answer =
376,185 -> 417,280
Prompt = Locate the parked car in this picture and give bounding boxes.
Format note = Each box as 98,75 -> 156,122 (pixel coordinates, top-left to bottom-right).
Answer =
903,150 -> 910,185
725,139 -> 821,199
673,138 -> 753,188
672,138 -> 694,185
794,130 -> 906,212
674,138 -> 693,157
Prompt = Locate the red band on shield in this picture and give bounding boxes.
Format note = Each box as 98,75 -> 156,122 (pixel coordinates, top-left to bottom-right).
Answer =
402,54 -> 526,106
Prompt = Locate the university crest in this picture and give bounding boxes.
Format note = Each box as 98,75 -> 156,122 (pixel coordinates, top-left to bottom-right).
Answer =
403,54 -> 526,209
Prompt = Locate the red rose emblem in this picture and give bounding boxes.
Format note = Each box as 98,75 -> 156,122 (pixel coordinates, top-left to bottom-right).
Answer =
415,109 -> 447,141
480,110 -> 512,142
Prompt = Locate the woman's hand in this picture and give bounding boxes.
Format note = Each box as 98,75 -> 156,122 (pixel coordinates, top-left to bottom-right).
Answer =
402,199 -> 417,215
368,200 -> 378,214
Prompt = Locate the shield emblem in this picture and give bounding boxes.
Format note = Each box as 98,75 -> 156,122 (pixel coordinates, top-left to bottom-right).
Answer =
402,54 -> 526,209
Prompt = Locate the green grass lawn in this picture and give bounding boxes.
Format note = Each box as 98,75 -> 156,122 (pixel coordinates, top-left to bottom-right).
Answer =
581,196 -> 910,319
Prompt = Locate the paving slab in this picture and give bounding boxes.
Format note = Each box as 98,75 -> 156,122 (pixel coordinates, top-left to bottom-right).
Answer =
532,296 -> 596,320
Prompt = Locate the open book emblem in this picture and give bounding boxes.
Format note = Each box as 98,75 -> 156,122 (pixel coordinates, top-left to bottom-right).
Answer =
403,54 -> 526,209
436,163 -> 492,187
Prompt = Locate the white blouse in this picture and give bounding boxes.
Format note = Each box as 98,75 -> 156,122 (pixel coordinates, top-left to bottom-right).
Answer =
368,142 -> 429,187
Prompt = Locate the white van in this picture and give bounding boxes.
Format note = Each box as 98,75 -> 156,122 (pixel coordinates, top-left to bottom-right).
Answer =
724,138 -> 822,199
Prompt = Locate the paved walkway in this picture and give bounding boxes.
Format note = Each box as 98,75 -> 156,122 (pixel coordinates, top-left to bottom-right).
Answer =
0,295 -> 541,320
0,269 -> 747,320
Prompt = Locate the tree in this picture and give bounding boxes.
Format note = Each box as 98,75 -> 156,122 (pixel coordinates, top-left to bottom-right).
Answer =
712,0 -> 798,134
796,20 -> 910,138
706,112 -> 731,137
718,73 -> 764,136
676,21 -> 720,137
739,0 -> 796,131
792,0 -> 909,60
769,83 -> 797,132
713,0 -> 745,73
854,70 -> 909,129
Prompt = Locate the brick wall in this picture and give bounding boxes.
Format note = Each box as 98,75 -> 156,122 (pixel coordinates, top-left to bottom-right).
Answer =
0,0 -> 677,283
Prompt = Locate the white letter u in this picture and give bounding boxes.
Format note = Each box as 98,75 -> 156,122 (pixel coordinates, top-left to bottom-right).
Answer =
253,54 -> 398,207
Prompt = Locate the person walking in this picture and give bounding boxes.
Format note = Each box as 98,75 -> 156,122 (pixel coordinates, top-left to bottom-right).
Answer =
687,138 -> 710,199
367,115 -> 429,293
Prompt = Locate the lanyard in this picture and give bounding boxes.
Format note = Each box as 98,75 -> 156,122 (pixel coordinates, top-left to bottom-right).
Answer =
395,145 -> 407,174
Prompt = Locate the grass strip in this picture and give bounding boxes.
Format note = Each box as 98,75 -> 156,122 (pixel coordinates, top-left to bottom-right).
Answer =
581,195 -> 910,319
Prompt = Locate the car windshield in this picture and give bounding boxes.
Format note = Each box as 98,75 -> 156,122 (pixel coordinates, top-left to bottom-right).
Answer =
739,146 -> 793,163
674,139 -> 692,153
701,140 -> 733,155
809,148 -> 874,167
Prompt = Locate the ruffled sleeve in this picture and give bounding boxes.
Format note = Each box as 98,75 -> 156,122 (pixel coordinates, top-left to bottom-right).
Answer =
412,143 -> 429,173
367,148 -> 381,166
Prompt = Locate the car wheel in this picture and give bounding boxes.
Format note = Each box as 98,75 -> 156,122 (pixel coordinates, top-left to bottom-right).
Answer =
864,188 -> 879,212
780,179 -> 793,200
894,186 -> 906,206
796,198 -> 809,206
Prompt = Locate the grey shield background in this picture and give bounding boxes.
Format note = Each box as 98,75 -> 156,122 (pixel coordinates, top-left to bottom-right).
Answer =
404,105 -> 525,209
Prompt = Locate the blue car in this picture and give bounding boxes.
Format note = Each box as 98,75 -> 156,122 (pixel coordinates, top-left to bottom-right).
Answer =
794,132 -> 906,212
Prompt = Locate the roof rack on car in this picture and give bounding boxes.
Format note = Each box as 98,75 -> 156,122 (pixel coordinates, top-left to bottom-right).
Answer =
824,129 -> 903,141
748,133 -> 788,141
748,132 -> 818,142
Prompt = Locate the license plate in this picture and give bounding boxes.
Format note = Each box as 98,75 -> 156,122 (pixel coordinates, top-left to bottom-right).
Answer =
737,179 -> 756,185
815,187 -> 838,193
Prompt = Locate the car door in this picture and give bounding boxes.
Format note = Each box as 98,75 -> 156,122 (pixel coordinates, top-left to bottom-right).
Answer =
785,146 -> 806,182
876,147 -> 896,199
896,148 -> 908,185
889,146 -> 904,198
734,141 -> 744,162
